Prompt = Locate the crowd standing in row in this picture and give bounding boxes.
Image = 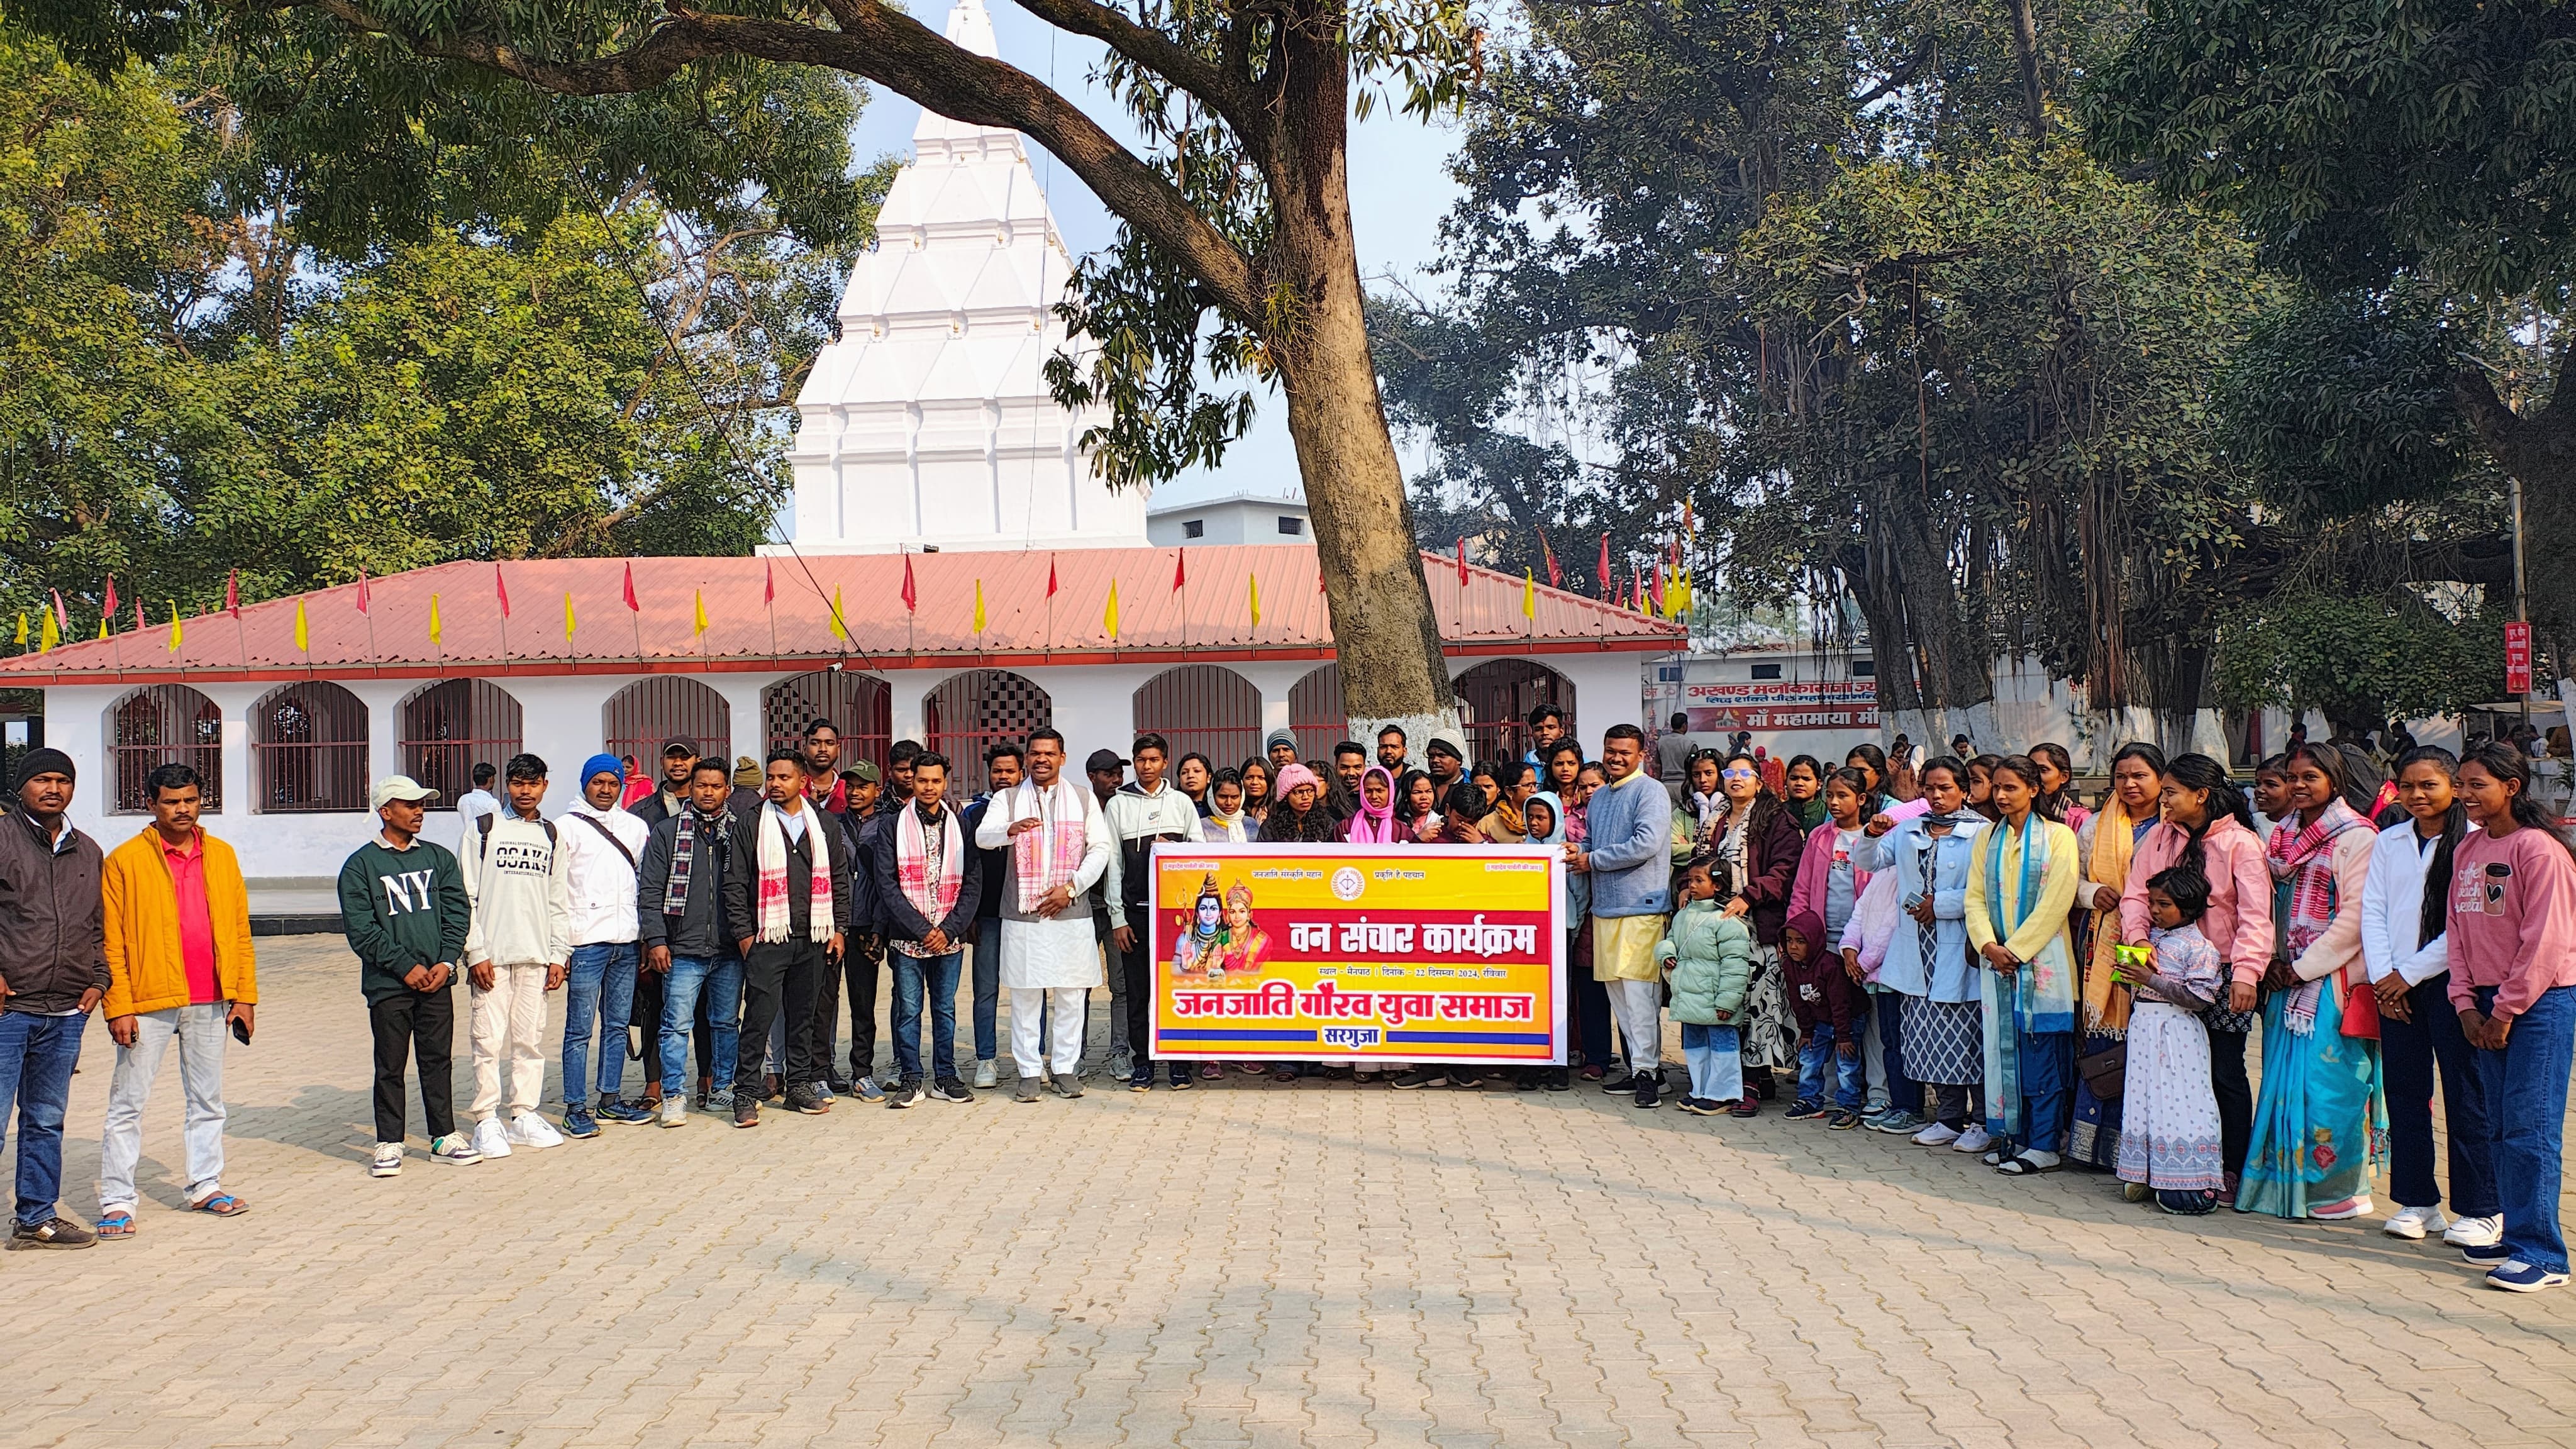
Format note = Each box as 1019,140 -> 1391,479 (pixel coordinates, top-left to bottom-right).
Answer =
0,708 -> 2568,1296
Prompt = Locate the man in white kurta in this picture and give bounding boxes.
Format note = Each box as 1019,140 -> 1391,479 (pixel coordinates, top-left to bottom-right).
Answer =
974,730 -> 1111,1102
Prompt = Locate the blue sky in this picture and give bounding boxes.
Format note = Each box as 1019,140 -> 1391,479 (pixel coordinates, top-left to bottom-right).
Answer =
842,0 -> 1463,509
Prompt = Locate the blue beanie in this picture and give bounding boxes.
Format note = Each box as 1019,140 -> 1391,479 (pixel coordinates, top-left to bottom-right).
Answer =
580,753 -> 624,787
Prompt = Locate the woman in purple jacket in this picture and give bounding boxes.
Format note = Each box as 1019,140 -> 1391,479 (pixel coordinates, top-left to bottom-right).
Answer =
1693,750 -> 1807,1098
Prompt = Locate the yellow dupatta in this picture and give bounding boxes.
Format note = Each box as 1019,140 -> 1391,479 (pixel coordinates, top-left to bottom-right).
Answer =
2082,800 -> 2139,1035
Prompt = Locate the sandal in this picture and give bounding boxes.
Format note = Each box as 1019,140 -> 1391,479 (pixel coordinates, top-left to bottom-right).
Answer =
1994,1154 -> 2060,1177
94,1210 -> 136,1240
190,1192 -> 250,1217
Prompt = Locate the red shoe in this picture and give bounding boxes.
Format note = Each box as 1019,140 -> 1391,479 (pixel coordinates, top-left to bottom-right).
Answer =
1580,1063 -> 1606,1081
1729,1095 -> 1760,1118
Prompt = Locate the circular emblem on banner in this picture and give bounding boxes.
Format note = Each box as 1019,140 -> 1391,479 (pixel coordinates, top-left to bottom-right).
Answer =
1330,865 -> 1366,902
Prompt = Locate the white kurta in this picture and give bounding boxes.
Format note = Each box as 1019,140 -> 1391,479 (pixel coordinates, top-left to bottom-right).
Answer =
975,781 -> 1113,989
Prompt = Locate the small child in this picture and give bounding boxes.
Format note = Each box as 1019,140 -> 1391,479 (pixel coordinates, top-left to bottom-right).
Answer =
1656,862 -> 1755,1116
2112,867 -> 2228,1214
1783,906 -> 1865,1126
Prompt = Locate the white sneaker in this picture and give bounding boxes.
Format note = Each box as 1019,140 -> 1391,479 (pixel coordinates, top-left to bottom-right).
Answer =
1913,1121 -> 1962,1147
1952,1125 -> 1994,1154
471,1117 -> 513,1160
2445,1214 -> 2504,1248
427,1134 -> 482,1166
370,1141 -> 405,1177
974,1060 -> 998,1089
508,1113 -> 565,1149
2383,1204 -> 2448,1240
659,1097 -> 687,1128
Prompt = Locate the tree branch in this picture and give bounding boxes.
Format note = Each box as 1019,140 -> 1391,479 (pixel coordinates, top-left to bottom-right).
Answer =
1009,0 -> 1258,139
1853,36 -> 1936,108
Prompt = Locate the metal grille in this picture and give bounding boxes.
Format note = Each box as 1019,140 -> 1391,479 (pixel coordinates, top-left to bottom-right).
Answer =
603,678 -> 731,777
763,670 -> 892,777
111,685 -> 223,814
1132,665 -> 1262,770
1458,659 -> 1575,765
924,669 -> 1053,796
401,680 -> 524,811
1287,663 -> 1345,763
251,681 -> 369,813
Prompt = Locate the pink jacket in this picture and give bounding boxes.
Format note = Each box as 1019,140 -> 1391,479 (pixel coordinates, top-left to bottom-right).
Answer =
2121,817 -> 2276,987
1785,820 -> 1870,933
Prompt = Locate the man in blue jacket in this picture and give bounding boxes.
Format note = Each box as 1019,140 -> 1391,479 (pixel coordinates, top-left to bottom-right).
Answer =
1567,725 -> 1675,1108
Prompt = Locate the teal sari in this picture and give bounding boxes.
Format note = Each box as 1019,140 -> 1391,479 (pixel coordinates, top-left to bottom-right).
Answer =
2237,981 -> 2385,1217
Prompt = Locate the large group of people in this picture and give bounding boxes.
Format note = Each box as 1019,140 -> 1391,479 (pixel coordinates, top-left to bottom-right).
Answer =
0,706 -> 2569,1296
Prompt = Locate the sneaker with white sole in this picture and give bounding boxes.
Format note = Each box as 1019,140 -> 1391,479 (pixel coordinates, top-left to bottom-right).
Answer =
2445,1214 -> 2504,1249
2488,1261 -> 2570,1294
973,1060 -> 998,1090
471,1117 -> 513,1160
1912,1121 -> 1963,1147
370,1141 -> 405,1177
2462,1241 -> 2516,1268
1951,1125 -> 1993,1154
428,1134 -> 482,1166
508,1113 -> 564,1149
659,1097 -> 687,1128
1873,1110 -> 1930,1136
2382,1204 -> 2447,1240
2311,1194 -> 2373,1221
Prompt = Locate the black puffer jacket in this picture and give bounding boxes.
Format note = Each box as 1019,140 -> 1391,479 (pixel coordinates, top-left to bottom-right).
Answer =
0,810 -> 109,1014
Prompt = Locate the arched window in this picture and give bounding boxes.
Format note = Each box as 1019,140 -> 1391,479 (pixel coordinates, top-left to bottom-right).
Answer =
401,680 -> 524,809
1132,665 -> 1262,772
110,685 -> 223,814
1457,659 -> 1574,765
1288,663 -> 1345,763
602,679 -> 731,776
252,681 -> 369,813
763,670 -> 892,777
924,670 -> 1052,797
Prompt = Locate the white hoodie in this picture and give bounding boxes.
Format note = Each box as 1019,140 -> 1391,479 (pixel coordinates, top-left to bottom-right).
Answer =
558,800 -> 650,947
462,813 -> 574,969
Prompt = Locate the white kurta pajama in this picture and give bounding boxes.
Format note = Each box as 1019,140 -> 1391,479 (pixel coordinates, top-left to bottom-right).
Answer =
975,780 -> 1113,1077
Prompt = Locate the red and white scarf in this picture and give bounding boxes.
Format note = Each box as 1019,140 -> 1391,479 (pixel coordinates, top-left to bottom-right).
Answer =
1009,777 -> 1092,913
897,798 -> 965,929
2266,797 -> 2364,1033
754,802 -> 836,943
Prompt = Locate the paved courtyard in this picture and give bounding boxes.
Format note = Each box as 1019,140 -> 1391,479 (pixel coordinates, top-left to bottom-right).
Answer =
8,936 -> 2575,1449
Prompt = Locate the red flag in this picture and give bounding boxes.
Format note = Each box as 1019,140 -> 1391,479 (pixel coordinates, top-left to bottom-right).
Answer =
133,599 -> 145,633
102,575 -> 118,621
622,560 -> 639,612
356,567 -> 370,614
1648,565 -> 1666,614
1317,571 -> 1325,594
494,564 -> 513,618
1597,534 -> 1613,597
1455,537 -> 1469,586
1172,550 -> 1186,592
225,570 -> 240,618
763,558 -> 775,606
1046,555 -> 1059,598
901,555 -> 917,613
1543,535 -> 1562,591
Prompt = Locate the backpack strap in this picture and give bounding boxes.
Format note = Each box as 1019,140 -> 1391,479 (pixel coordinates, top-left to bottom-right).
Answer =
569,811 -> 636,871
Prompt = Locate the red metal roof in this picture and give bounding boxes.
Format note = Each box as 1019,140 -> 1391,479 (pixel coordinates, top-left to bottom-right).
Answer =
0,546 -> 1682,684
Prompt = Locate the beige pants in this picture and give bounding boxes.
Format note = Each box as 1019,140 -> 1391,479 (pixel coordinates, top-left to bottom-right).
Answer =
471,963 -> 550,1121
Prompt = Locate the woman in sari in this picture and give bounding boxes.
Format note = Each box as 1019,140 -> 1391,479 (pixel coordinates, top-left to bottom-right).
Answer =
2067,743 -> 2167,1170
1965,755 -> 2084,1175
2240,742 -> 2384,1219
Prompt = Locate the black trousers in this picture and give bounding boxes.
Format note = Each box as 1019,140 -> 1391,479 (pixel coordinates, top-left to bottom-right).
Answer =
736,939 -> 830,1094
631,967 -> 665,1087
811,938 -> 886,1084
369,987 -> 456,1143
2208,1026 -> 2253,1176
1115,926 -> 1183,1083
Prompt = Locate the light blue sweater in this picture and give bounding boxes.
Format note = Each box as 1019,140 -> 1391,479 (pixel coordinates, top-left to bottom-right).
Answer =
1584,770 -> 1674,919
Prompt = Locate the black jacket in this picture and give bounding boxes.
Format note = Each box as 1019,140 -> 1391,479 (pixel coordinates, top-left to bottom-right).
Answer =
961,794 -> 1009,921
0,810 -> 109,1014
720,803 -> 857,945
871,802 -> 983,947
638,808 -> 735,958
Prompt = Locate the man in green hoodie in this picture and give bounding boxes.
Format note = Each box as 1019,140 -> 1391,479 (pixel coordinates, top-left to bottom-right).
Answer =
336,776 -> 480,1177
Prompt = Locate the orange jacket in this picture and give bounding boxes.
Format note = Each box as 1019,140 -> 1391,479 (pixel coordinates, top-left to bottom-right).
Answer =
103,826 -> 257,1016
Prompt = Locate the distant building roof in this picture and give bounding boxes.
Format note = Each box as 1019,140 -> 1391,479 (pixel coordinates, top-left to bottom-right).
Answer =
0,545 -> 1682,685
1147,491 -> 1308,516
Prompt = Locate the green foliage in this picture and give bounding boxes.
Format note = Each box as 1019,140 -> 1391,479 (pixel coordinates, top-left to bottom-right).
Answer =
2215,589 -> 2507,728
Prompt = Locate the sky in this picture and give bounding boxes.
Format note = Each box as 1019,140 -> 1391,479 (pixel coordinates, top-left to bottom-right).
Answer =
839,0 -> 1465,509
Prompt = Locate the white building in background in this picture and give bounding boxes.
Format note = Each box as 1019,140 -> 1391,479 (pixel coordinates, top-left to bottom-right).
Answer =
777,0 -> 1146,556
1148,492 -> 1311,548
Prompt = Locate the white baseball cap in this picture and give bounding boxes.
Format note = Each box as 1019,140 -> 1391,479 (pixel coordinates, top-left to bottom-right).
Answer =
370,775 -> 440,809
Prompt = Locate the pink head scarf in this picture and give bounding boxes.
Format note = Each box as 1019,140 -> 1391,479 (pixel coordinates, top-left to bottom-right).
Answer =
1346,765 -> 1400,843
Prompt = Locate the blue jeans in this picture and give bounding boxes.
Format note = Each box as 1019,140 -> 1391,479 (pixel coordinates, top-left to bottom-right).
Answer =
0,1010 -> 87,1226
2018,1029 -> 2076,1155
973,918 -> 1001,1062
1679,1023 -> 1741,1103
2384,972 -> 2496,1215
1797,1022 -> 1864,1109
564,941 -> 638,1105
891,948 -> 963,1082
660,952 -> 743,1097
2475,984 -> 2575,1274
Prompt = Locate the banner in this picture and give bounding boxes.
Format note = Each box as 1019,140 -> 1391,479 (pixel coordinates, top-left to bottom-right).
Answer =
2506,621 -> 2534,696
1681,677 -> 1878,733
1148,843 -> 1566,1065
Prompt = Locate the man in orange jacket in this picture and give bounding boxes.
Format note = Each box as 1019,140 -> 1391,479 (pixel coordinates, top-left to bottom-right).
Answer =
95,763 -> 256,1236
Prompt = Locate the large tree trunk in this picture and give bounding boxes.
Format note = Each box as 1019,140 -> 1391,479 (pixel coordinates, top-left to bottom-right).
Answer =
2457,348 -> 2576,674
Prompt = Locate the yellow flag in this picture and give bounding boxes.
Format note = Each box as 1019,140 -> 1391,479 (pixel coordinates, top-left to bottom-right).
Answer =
693,589 -> 708,635
96,616 -> 108,641
428,594 -> 443,647
829,586 -> 849,640
564,591 -> 577,641
1104,579 -> 1121,640
1248,573 -> 1262,626
166,601 -> 182,652
294,598 -> 310,652
1522,569 -> 1536,620
971,579 -> 987,633
12,614 -> 23,647
38,609 -> 57,653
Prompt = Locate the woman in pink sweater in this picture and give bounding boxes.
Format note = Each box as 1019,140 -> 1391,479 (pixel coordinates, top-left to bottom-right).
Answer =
2121,753 -> 2273,1193
2446,743 -> 2576,1292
